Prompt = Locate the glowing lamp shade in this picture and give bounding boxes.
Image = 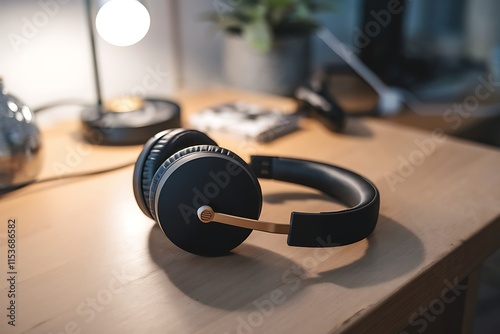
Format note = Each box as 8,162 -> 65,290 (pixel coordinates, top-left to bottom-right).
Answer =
95,0 -> 150,47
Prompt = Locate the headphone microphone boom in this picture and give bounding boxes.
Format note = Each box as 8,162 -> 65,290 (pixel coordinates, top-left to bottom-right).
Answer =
133,129 -> 380,256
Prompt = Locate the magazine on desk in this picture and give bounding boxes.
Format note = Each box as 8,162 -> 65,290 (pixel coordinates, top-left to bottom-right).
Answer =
189,101 -> 300,142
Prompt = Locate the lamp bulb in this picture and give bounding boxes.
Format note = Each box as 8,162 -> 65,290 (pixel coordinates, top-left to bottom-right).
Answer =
96,0 -> 150,47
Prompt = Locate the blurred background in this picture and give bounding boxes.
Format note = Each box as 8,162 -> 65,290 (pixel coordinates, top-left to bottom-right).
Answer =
2,0 -> 498,106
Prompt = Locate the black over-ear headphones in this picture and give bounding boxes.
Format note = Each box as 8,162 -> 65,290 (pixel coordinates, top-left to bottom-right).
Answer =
133,129 -> 380,256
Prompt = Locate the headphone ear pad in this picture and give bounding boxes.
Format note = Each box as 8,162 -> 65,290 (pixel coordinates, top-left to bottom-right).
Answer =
149,145 -> 263,256
133,129 -> 217,218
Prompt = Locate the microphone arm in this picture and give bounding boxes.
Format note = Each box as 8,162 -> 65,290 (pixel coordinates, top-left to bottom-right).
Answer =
197,206 -> 290,234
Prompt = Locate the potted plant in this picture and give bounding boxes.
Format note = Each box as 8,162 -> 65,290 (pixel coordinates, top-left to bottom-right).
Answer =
208,0 -> 334,96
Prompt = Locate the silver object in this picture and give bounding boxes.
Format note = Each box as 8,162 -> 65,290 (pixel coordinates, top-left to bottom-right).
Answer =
0,78 -> 42,192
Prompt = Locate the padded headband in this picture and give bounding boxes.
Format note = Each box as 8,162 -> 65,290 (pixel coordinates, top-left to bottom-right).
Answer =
250,156 -> 380,247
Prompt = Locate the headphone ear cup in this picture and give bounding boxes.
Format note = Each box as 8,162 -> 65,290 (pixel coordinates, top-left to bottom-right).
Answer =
133,129 -> 217,218
149,145 -> 263,256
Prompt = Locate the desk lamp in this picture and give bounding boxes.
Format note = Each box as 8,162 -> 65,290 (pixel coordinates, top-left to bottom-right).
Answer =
81,0 -> 180,145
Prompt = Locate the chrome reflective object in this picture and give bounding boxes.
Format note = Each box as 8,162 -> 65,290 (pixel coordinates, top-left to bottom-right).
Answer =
0,79 -> 42,193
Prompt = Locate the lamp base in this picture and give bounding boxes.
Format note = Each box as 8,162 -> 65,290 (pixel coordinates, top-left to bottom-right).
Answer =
81,97 -> 181,146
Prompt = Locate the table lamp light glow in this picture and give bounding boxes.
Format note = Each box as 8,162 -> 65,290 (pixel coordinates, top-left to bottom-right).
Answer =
81,0 -> 180,145
96,0 -> 150,46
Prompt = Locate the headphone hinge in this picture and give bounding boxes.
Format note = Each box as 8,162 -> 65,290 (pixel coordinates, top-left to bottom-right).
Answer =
250,156 -> 274,179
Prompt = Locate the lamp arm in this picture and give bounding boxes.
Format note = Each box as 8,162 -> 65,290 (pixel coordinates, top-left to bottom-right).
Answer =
84,0 -> 103,109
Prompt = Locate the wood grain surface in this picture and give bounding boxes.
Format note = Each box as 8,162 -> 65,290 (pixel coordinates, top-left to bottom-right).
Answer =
0,89 -> 499,334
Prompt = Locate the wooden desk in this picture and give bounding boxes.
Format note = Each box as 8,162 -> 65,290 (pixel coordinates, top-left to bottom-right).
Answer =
1,89 -> 500,334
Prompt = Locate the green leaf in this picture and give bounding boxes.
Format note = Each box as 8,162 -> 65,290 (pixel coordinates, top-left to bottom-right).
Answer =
294,3 -> 312,20
266,0 -> 294,8
205,0 -> 339,51
201,13 -> 242,33
243,19 -> 272,52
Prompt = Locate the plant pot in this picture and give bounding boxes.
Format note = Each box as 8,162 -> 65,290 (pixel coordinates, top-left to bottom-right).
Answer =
224,33 -> 310,96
